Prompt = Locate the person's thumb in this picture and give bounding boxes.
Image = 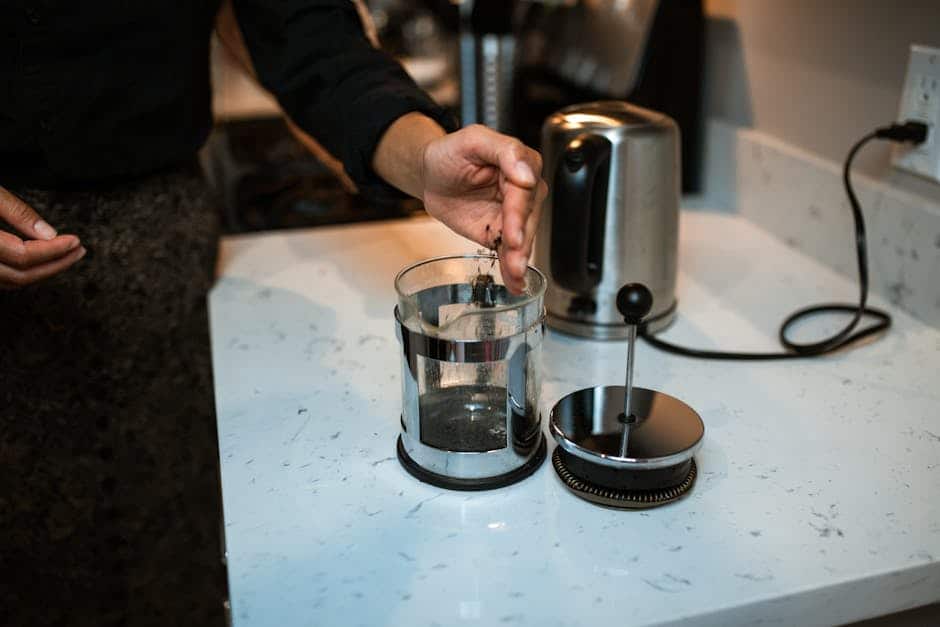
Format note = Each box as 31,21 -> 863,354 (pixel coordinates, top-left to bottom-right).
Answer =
0,186 -> 57,240
461,125 -> 540,189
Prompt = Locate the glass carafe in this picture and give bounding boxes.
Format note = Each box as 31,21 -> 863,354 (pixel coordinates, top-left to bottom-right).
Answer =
394,254 -> 547,489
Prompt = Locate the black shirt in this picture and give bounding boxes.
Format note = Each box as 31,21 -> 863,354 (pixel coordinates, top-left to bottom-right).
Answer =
0,1 -> 454,197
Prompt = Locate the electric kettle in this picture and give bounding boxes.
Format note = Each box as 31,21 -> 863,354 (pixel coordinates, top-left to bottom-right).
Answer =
533,101 -> 680,339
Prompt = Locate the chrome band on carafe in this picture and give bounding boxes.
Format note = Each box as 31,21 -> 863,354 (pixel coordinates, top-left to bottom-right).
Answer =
395,306 -> 544,481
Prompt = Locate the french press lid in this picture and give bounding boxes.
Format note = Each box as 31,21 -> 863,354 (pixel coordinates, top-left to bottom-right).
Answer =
549,283 -> 704,508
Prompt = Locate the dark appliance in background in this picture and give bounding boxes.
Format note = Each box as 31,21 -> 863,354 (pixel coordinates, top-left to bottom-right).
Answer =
456,1 -> 515,130
513,0 -> 705,192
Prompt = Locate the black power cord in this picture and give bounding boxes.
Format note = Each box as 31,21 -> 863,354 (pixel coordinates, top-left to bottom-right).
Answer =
639,120 -> 929,360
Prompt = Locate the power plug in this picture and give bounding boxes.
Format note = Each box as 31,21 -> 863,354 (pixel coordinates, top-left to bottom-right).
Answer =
892,44 -> 939,183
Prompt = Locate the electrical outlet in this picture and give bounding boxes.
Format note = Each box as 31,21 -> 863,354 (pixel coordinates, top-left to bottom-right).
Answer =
893,44 -> 940,183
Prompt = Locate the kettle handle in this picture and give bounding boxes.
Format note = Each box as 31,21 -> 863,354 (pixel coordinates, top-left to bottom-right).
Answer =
550,133 -> 612,294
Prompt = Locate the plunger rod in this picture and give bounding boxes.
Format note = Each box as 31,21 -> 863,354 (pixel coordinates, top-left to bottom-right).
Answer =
614,283 -> 653,458
618,323 -> 637,457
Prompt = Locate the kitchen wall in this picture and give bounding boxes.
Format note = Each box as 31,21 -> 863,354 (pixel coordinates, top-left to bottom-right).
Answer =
697,0 -> 940,206
694,0 -> 940,328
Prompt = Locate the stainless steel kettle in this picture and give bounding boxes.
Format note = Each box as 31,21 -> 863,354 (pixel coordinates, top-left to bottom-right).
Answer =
533,101 -> 679,339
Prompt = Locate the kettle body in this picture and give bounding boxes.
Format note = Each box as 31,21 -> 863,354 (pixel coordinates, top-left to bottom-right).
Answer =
533,101 -> 679,339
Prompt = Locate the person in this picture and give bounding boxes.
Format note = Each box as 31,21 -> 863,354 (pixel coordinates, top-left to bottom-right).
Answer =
0,2 -> 547,625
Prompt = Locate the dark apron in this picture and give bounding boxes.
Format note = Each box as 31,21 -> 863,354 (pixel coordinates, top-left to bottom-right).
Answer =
0,165 -> 227,626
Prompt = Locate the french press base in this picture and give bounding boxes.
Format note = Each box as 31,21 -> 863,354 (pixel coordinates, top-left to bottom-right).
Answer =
397,436 -> 546,491
549,284 -> 704,509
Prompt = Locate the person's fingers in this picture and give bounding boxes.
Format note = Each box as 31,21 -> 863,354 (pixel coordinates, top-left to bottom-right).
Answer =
0,230 -> 82,269
499,247 -> 528,295
24,235 -> 82,266
460,125 -> 542,190
0,245 -> 86,289
500,179 -> 546,294
0,231 -> 30,268
435,125 -> 545,293
500,182 -> 534,249
500,169 -> 547,252
520,180 -> 548,258
519,181 -> 548,260
0,186 -> 58,240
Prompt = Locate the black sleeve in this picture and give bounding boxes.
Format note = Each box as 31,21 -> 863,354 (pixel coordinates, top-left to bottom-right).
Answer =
231,0 -> 458,200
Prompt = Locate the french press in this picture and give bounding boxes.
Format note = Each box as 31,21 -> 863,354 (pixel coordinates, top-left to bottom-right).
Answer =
394,254 -> 547,490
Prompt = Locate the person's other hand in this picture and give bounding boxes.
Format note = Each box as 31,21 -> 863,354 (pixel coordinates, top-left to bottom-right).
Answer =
420,125 -> 547,294
0,186 -> 85,289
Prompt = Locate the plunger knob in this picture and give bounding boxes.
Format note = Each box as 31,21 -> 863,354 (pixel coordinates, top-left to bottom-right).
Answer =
616,283 -> 654,325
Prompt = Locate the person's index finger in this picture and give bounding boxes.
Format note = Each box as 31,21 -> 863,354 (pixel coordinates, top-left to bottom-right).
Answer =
0,229 -> 28,266
501,182 -> 535,249
0,244 -> 86,288
498,248 -> 528,295
520,180 -> 547,259
19,235 -> 81,268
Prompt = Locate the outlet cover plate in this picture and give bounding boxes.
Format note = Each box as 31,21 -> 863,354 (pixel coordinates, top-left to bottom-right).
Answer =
893,44 -> 940,183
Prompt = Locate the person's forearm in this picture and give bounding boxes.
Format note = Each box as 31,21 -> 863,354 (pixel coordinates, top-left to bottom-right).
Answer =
372,112 -> 448,200
216,1 -> 358,191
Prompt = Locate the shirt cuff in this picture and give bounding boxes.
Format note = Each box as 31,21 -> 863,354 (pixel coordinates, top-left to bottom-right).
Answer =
342,89 -> 459,204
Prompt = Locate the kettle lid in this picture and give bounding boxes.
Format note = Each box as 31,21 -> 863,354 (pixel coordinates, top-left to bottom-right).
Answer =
546,100 -> 676,132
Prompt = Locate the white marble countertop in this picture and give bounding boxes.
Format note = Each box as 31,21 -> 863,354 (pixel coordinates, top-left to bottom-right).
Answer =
210,211 -> 940,627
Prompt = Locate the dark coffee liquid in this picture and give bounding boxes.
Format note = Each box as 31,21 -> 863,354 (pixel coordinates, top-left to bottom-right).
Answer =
418,384 -> 538,454
419,384 -> 506,452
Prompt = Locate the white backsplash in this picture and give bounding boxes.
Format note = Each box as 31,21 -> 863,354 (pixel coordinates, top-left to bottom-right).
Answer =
734,129 -> 940,329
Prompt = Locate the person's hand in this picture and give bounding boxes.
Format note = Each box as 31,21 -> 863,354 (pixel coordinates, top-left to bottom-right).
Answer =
420,125 -> 547,294
0,186 -> 85,289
